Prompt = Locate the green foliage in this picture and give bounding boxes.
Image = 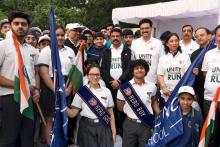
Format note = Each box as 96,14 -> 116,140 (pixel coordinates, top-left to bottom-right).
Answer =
0,0 -> 173,30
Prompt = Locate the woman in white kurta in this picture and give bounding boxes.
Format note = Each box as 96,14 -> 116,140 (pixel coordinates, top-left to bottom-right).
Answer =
157,33 -> 191,102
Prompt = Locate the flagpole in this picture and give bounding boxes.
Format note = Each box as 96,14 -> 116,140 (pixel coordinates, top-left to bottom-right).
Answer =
36,103 -> 47,126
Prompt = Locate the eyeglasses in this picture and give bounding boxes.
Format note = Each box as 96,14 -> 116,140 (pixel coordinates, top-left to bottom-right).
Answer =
88,73 -> 100,77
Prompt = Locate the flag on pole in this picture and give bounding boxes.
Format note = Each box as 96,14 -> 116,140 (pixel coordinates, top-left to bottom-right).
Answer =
50,7 -> 68,147
146,39 -> 215,147
67,41 -> 85,94
198,87 -> 220,147
12,34 -> 34,120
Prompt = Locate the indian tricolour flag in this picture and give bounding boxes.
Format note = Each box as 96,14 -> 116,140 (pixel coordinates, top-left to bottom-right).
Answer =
67,41 -> 85,94
12,35 -> 34,120
198,87 -> 220,147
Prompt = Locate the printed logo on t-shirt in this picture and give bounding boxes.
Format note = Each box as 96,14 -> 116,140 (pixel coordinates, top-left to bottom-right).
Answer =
111,57 -> 122,69
138,54 -> 152,66
210,67 -> 220,83
167,67 -> 182,80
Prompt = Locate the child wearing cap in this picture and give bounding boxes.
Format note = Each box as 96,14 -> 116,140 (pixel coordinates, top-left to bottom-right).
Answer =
167,86 -> 204,147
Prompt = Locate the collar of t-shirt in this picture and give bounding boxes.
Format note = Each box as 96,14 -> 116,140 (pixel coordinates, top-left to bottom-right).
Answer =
110,43 -> 123,51
130,78 -> 146,86
180,39 -> 194,47
68,38 -> 79,47
141,36 -> 153,44
86,84 -> 103,92
167,51 -> 181,57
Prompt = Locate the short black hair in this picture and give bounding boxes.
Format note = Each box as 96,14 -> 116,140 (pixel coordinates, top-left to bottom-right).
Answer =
123,29 -> 133,36
214,24 -> 220,34
83,29 -> 92,35
106,23 -> 114,28
139,18 -> 153,27
160,31 -> 171,41
195,27 -> 211,35
110,28 -> 122,36
164,33 -> 182,54
93,32 -> 104,39
130,59 -> 149,76
182,25 -> 193,32
8,11 -> 30,25
79,34 -> 87,41
134,30 -> 141,38
100,26 -> 106,30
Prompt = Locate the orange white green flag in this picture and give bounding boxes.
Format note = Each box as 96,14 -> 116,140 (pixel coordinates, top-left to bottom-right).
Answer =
67,41 -> 85,94
12,34 -> 34,120
198,87 -> 220,147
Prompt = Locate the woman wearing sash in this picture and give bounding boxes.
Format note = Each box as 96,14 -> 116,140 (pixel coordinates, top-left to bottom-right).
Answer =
37,25 -> 75,144
117,59 -> 160,147
67,64 -> 116,147
157,33 -> 191,104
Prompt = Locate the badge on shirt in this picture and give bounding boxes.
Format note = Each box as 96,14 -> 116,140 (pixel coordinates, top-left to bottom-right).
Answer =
30,54 -> 35,60
123,88 -> 132,96
147,92 -> 152,97
88,98 -> 97,106
101,96 -> 107,100
68,56 -> 73,62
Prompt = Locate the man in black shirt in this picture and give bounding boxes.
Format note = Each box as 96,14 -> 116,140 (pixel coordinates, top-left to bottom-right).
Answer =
190,27 -> 214,115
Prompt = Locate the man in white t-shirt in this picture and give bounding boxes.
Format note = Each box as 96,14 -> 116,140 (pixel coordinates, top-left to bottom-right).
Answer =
0,11 -> 39,147
201,24 -> 220,147
131,18 -> 164,84
179,25 -> 199,57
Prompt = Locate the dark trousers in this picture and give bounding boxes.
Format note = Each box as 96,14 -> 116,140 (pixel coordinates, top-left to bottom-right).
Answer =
203,100 -> 220,147
107,86 -> 126,136
122,118 -> 152,147
77,117 -> 113,147
0,94 -> 34,147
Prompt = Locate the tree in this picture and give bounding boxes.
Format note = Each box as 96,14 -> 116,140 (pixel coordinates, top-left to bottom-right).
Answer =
0,0 -> 173,30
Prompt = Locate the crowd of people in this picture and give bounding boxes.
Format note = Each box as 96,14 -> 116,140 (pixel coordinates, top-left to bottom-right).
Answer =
0,11 -> 220,147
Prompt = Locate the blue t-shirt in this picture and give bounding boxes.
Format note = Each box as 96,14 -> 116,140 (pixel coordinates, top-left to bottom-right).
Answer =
167,108 -> 203,147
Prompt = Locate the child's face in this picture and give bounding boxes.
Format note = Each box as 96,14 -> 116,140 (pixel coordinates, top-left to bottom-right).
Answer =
178,93 -> 194,114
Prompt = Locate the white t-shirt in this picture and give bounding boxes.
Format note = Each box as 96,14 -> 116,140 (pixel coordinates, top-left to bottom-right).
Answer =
71,84 -> 114,119
0,38 -> 38,96
180,40 -> 199,57
37,46 -> 75,77
157,51 -> 191,101
110,44 -> 123,80
117,79 -> 157,119
131,37 -> 164,84
202,46 -> 220,101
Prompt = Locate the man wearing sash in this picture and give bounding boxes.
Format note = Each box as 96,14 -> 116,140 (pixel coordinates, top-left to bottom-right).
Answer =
0,11 -> 39,147
117,59 -> 159,147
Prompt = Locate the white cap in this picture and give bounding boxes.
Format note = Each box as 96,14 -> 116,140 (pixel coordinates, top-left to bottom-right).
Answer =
38,35 -> 50,43
66,23 -> 83,30
178,86 -> 195,96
